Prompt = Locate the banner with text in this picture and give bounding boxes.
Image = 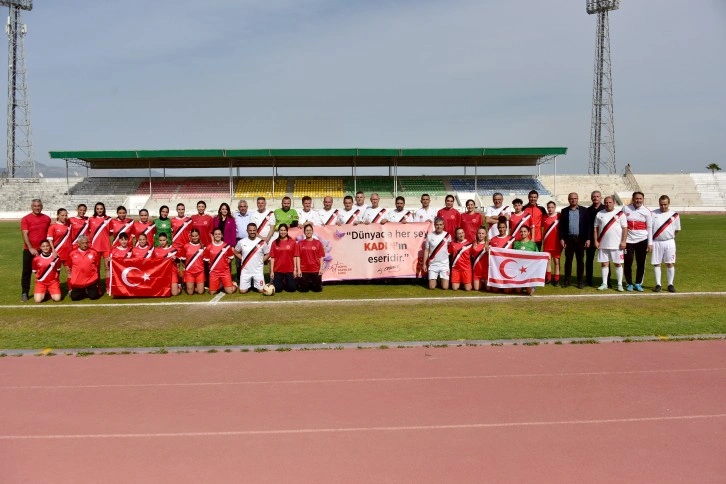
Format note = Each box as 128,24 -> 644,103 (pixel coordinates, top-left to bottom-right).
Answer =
289,222 -> 432,281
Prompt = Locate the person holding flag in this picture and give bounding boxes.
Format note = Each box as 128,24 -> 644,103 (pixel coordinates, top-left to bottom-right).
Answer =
422,217 -> 452,290
594,196 -> 627,292
180,228 -> 206,295
131,233 -> 156,259
489,220 -> 515,250
32,240 -> 62,303
512,225 -> 539,295
204,228 -> 236,295
155,233 -> 181,296
234,223 -> 270,294
111,206 -> 134,247
651,195 -> 680,293
449,227 -> 473,291
110,233 -> 132,260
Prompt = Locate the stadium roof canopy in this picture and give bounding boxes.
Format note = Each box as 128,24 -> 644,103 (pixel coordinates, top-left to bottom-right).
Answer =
49,147 -> 567,170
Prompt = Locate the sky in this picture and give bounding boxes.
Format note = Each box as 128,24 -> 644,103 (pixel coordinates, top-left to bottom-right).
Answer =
8,0 -> 726,176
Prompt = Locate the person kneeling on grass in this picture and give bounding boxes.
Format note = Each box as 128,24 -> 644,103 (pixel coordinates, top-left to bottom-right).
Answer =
155,232 -> 181,297
449,227 -> 473,291
513,226 -> 538,296
32,240 -> 63,303
204,228 -> 237,295
67,235 -> 102,301
295,223 -> 324,292
181,228 -> 206,295
234,223 -> 270,294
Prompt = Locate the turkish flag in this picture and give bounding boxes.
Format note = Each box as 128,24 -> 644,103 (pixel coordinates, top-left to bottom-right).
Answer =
109,257 -> 173,297
488,247 -> 549,289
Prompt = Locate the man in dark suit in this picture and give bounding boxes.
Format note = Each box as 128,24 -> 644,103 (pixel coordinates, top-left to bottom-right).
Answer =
559,192 -> 590,288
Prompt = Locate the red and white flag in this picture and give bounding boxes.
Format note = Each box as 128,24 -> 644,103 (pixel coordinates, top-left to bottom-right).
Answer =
487,247 -> 548,288
109,257 -> 173,297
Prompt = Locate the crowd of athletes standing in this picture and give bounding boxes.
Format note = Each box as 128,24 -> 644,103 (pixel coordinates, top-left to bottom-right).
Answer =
19,188 -> 680,302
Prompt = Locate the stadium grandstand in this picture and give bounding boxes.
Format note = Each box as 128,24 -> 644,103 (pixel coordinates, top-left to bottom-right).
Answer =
0,147 -> 724,217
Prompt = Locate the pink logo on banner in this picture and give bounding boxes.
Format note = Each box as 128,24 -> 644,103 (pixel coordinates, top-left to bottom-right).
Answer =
289,222 -> 432,281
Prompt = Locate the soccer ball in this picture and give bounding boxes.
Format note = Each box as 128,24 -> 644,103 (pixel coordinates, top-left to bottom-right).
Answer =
262,283 -> 276,296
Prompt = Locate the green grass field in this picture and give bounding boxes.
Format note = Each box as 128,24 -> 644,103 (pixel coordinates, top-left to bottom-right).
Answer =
1,216 -> 724,349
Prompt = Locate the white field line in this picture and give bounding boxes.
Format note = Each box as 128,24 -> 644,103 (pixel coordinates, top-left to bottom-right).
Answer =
209,293 -> 225,304
3,367 -> 725,390
2,414 -> 725,440
1,291 -> 725,310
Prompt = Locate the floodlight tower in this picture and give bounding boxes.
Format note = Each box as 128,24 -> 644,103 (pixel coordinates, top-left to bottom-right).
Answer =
587,0 -> 618,175
2,0 -> 34,179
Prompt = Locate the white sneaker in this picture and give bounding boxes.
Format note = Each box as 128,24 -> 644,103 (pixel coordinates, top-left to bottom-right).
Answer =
617,285 -> 624,292
597,284 -> 608,291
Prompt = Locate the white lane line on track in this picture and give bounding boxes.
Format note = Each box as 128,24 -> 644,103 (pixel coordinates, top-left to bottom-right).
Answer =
2,291 -> 725,309
4,367 -> 725,390
209,293 -> 225,304
2,414 -> 725,440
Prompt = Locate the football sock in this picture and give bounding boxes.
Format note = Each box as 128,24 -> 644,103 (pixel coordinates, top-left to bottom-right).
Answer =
615,266 -> 623,285
667,266 -> 675,285
653,266 -> 662,285
601,266 -> 609,283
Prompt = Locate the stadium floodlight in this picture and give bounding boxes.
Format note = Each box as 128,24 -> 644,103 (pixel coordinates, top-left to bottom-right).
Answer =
586,0 -> 619,175
0,1 -> 32,11
586,0 -> 619,14
4,0 -> 35,178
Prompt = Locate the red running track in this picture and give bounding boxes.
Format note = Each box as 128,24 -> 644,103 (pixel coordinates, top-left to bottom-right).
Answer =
1,341 -> 725,483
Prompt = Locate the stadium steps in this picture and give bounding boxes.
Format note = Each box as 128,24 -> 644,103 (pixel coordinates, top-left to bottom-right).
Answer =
632,174 -> 703,208
690,173 -> 726,208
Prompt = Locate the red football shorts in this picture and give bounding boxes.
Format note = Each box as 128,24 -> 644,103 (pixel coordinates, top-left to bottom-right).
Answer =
546,249 -> 561,260
473,258 -> 488,281
451,267 -> 472,285
184,271 -> 205,284
34,280 -> 61,296
209,273 -> 233,292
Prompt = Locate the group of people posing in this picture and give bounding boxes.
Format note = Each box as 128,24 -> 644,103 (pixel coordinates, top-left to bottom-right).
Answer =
19,188 -> 680,302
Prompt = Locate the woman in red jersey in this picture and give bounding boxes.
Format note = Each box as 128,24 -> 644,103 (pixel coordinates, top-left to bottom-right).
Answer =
204,228 -> 236,295
181,228 -> 205,295
295,223 -> 325,292
131,233 -> 155,259
110,232 -> 132,260
460,199 -> 483,243
449,227 -> 472,291
486,220 -> 514,293
47,208 -> 71,284
471,227 -> 488,292
88,202 -> 112,275
32,240 -> 62,303
542,201 -> 561,286
270,224 -> 297,292
155,233 -> 181,296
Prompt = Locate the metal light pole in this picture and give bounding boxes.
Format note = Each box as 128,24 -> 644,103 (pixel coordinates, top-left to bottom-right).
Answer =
2,0 -> 34,179
587,0 -> 618,175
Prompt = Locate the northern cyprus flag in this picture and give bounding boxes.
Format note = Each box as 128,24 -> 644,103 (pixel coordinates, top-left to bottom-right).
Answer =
488,247 -> 549,288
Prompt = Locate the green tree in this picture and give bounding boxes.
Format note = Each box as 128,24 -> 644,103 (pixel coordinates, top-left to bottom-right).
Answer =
706,163 -> 721,175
